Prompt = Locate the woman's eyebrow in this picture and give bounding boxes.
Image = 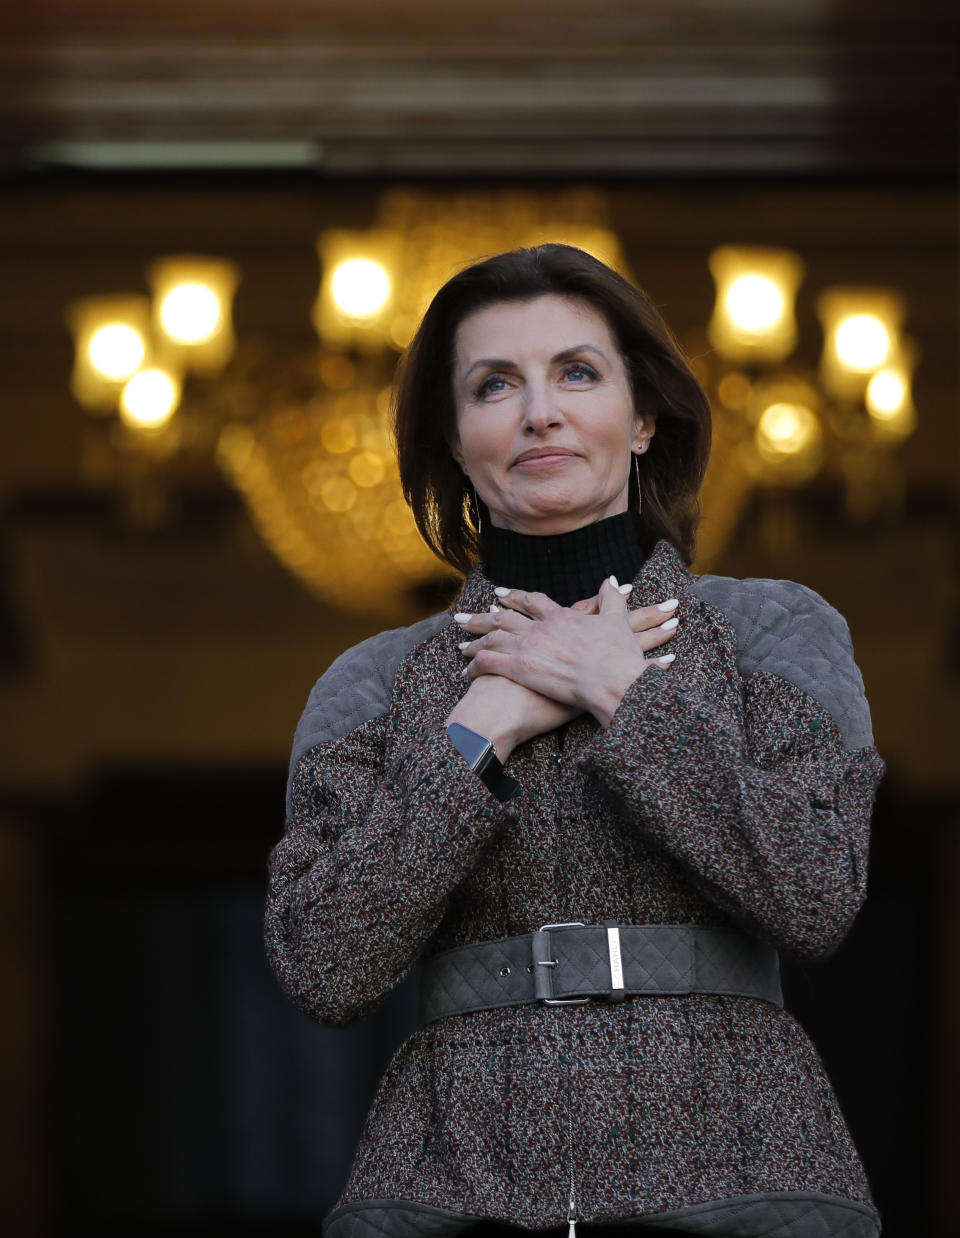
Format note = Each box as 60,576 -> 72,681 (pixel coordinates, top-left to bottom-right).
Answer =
463,357 -> 519,380
462,343 -> 608,381
553,344 -> 608,364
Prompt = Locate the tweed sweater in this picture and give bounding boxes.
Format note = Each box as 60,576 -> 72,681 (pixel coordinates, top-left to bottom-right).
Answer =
265,539 -> 885,1238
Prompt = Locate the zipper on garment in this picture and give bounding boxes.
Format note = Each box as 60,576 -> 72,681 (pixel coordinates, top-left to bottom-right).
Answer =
554,723 -> 577,1237
566,1102 -> 577,1238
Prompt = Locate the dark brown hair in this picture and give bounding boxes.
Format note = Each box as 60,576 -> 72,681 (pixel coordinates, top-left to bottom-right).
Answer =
393,243 -> 712,573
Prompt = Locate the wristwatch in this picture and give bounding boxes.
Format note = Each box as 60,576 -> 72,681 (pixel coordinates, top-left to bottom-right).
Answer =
445,723 -> 520,802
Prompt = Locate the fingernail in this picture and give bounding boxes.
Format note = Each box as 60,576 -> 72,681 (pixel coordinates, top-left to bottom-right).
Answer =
658,653 -> 676,664
493,586 -> 511,597
457,641 -> 471,650
657,598 -> 679,611
454,613 -> 472,623
609,575 -> 619,588
660,616 -> 679,630
490,604 -> 500,612
618,584 -> 633,595
460,666 -> 468,676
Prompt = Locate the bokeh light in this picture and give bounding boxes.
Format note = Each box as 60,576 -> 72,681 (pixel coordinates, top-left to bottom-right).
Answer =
159,282 -> 222,344
835,314 -> 890,371
866,369 -> 907,420
119,368 -> 181,429
725,275 -> 785,333
88,323 -> 146,380
330,259 -> 391,318
756,402 -> 820,459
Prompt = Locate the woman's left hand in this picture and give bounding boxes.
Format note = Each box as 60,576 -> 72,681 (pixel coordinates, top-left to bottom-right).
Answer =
456,577 -> 677,728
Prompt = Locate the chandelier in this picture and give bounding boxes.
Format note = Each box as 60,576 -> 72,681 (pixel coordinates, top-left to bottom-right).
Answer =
65,189 -> 917,618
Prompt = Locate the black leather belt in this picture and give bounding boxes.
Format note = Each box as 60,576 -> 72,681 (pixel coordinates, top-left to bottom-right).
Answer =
419,921 -> 783,1025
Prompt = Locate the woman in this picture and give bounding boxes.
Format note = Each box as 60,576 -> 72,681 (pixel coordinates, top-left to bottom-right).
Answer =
265,245 -> 885,1238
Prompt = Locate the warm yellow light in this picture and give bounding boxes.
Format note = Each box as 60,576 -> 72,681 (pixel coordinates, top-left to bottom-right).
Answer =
756,402 -> 819,458
716,372 -> 751,411
330,259 -> 391,318
816,287 -> 906,401
320,418 -> 357,454
835,315 -> 890,372
725,275 -> 784,333
348,451 -> 385,488
88,323 -> 146,380
119,368 -> 181,429
707,245 -> 804,365
866,369 -> 906,419
320,477 -> 357,512
159,282 -> 222,344
67,293 -> 153,412
147,256 -> 239,376
314,229 -> 400,351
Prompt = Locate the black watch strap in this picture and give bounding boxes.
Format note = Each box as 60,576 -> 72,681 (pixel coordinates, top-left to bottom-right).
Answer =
445,723 -> 520,802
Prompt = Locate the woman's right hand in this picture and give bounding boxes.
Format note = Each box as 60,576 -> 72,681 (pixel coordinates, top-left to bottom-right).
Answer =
445,668 -> 579,763
446,586 -> 679,756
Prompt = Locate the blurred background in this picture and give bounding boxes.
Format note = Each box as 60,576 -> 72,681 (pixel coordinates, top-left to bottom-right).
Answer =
1,2 -> 957,1236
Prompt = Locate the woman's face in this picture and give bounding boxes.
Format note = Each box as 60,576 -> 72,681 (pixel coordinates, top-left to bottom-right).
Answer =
451,294 -> 654,536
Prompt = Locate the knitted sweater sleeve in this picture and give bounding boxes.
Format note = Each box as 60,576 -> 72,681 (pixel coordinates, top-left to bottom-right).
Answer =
264,670 -> 511,1028
575,584 -> 885,960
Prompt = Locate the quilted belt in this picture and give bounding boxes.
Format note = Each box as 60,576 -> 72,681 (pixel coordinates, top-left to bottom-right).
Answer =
419,921 -> 783,1025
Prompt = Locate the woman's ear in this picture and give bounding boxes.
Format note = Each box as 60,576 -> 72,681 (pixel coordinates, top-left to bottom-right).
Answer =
632,412 -> 656,453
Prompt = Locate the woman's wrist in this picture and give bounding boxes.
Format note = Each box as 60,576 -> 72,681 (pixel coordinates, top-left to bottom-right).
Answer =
582,654 -> 650,729
444,701 -> 518,763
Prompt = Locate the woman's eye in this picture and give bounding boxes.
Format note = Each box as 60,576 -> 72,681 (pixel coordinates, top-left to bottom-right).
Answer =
475,375 -> 507,398
564,363 -> 598,382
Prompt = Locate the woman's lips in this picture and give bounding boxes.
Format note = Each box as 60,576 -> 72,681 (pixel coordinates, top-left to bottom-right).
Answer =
512,448 -> 578,469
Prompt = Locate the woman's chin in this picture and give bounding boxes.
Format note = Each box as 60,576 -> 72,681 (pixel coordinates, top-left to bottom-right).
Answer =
495,502 -> 610,536
503,482 -> 631,531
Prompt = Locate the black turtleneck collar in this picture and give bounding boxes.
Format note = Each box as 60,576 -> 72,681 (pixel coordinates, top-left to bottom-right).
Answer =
481,511 -> 648,607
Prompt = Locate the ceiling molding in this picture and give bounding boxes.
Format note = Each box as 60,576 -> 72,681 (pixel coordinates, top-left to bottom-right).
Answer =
2,4 -> 957,175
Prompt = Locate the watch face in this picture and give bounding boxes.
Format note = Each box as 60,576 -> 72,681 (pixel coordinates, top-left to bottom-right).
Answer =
446,722 -> 518,802
446,723 -> 493,770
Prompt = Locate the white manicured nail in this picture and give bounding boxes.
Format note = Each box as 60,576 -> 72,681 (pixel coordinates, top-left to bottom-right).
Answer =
493,586 -> 511,597
657,598 -> 679,611
609,575 -> 619,587
490,604 -> 500,612
458,641 -> 471,650
658,653 -> 676,664
660,616 -> 679,630
454,613 -> 472,623
618,584 -> 633,595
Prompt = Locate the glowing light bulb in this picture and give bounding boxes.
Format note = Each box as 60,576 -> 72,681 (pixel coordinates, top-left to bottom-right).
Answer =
88,323 -> 146,380
756,402 -> 818,458
835,315 -> 890,371
725,275 -> 784,333
866,370 -> 907,420
159,282 -> 222,344
330,259 -> 390,318
119,368 -> 180,429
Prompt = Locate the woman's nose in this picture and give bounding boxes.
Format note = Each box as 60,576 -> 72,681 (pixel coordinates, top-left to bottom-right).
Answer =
521,381 -> 563,432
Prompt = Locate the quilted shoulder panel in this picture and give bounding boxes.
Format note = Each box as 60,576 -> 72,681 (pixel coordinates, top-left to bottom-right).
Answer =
325,1199 -> 481,1238
286,609 -> 449,812
689,574 -> 874,751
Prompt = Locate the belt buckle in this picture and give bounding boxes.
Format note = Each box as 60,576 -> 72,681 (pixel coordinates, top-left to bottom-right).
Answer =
538,921 -> 591,1006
